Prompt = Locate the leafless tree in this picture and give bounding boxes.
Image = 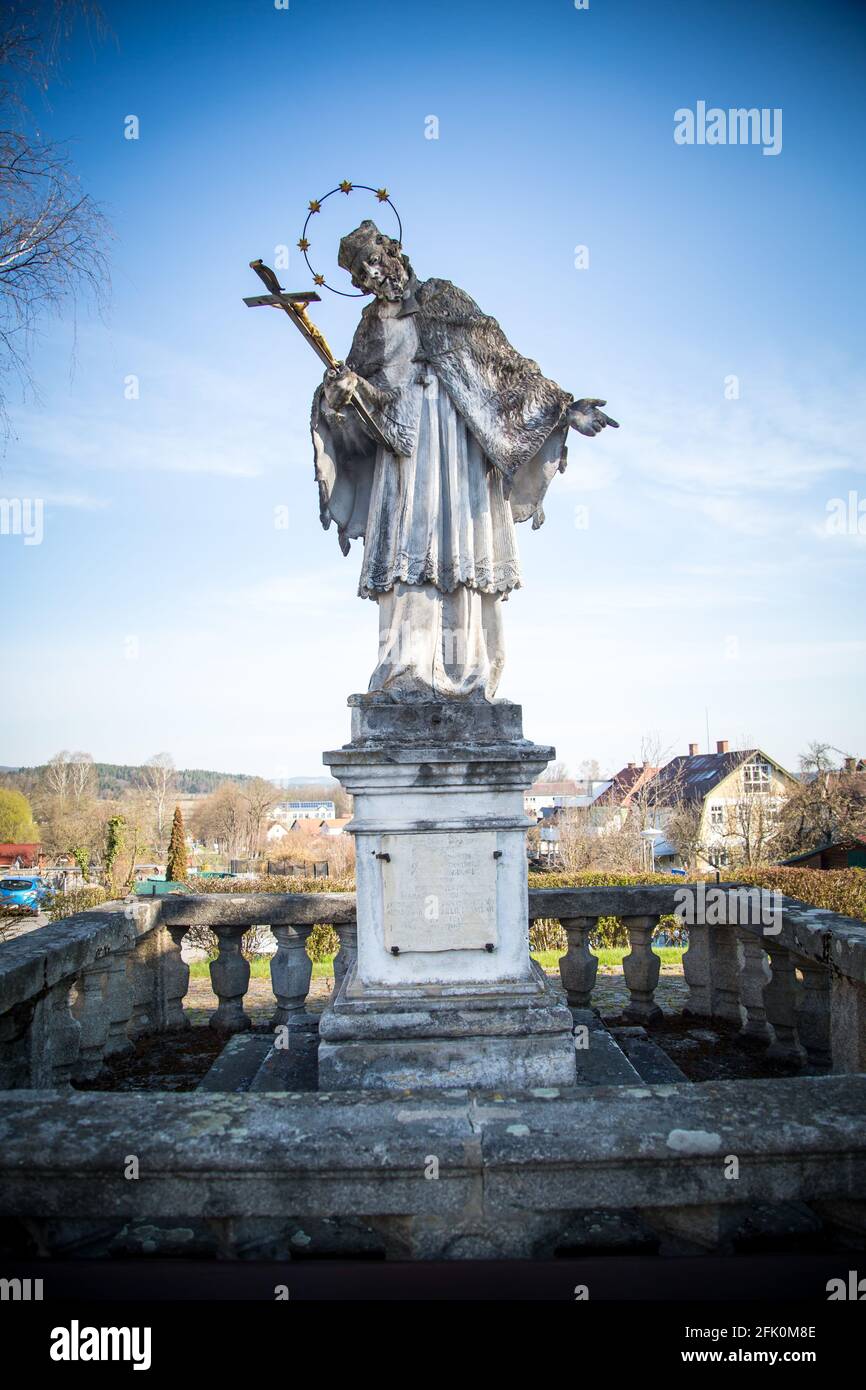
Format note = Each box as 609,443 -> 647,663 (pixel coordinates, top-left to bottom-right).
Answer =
540,760 -> 571,783
190,783 -> 246,859
577,758 -> 603,781
68,749 -> 94,802
140,753 -> 175,840
665,796 -> 707,875
777,743 -> 866,856
44,747 -> 71,801
718,791 -> 780,867
241,777 -> 279,857
0,1 -> 110,437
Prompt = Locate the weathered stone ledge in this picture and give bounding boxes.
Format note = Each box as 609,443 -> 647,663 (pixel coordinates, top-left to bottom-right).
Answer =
158,892 -> 357,928
1,1075 -> 863,1222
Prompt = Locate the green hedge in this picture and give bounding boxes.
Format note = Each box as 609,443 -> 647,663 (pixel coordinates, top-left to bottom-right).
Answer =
528,870 -> 684,950
726,866 -> 866,923
173,865 -> 865,959
46,885 -> 109,921
179,875 -> 349,961
525,867 -> 866,948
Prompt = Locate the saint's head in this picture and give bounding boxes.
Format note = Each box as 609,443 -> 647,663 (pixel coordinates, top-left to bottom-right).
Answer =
338,220 -> 411,302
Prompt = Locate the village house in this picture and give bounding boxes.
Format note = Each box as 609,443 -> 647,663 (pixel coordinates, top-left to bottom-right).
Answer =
524,778 -> 611,819
271,799 -> 336,821
0,843 -> 42,872
266,817 -> 350,841
781,838 -> 866,870
649,740 -> 799,873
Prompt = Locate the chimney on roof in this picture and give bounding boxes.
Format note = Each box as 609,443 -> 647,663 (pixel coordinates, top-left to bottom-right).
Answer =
844,756 -> 856,772
688,742 -> 699,756
627,762 -> 636,769
717,739 -> 729,754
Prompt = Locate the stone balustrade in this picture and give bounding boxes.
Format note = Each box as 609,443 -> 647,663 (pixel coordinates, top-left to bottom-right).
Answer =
0,900 -> 162,1089
1,883 -> 864,1089
0,893 -> 357,1088
529,884 -> 866,1074
0,883 -> 864,1264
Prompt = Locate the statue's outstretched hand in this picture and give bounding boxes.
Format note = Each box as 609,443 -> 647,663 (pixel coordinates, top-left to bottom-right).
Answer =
323,364 -> 359,412
568,398 -> 619,437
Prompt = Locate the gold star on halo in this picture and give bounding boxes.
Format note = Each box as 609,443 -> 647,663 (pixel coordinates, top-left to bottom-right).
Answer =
375,188 -> 389,202
313,273 -> 326,286
339,180 -> 353,194
308,199 -> 321,213
297,237 -> 310,251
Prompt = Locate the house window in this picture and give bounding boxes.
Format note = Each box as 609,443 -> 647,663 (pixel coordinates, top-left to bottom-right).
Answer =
709,803 -> 723,827
708,847 -> 728,868
743,761 -> 771,794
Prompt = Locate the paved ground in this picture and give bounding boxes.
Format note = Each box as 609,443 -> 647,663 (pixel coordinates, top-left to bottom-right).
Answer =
184,974 -> 331,1026
83,959 -> 818,1094
0,911 -> 51,942
182,962 -> 689,1027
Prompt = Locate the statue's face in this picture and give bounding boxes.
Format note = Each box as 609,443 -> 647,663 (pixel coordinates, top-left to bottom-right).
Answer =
354,239 -> 409,301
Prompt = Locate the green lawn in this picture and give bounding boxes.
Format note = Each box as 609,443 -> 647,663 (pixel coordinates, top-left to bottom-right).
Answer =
532,946 -> 684,972
188,957 -> 335,980
189,946 -> 685,981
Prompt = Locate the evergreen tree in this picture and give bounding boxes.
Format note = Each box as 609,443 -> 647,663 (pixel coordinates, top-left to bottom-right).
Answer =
165,804 -> 188,882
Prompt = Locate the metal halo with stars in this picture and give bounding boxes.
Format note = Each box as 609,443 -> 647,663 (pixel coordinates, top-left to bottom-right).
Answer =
298,182 -> 403,297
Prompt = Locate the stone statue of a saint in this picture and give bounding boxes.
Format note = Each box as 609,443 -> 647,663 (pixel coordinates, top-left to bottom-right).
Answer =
311,220 -> 617,701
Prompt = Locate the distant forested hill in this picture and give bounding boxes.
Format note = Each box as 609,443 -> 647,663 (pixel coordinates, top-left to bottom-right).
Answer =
0,764 -> 258,798
95,765 -> 258,797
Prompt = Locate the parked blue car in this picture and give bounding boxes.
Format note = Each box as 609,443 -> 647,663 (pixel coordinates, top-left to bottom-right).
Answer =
0,875 -> 53,915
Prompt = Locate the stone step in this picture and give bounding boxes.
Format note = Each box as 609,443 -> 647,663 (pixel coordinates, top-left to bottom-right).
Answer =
197,1017 -> 322,1094
571,1010 -> 642,1087
250,1022 -> 319,1093
197,1014 -> 684,1094
610,1027 -> 689,1085
196,1034 -> 272,1092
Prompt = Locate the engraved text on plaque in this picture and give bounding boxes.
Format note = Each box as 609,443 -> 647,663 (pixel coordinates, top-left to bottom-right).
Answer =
381,831 -> 498,953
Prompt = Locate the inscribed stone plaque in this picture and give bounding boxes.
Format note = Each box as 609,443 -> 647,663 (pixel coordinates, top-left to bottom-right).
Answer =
381,831 -> 498,953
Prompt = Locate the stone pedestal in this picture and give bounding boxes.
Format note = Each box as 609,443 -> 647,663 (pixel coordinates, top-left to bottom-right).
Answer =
319,696 -> 577,1091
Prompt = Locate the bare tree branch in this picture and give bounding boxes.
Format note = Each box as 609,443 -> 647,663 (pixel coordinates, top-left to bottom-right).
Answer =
0,1 -> 110,438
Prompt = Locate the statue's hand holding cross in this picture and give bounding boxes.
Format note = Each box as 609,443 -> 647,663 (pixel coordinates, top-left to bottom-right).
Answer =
324,364 -> 359,411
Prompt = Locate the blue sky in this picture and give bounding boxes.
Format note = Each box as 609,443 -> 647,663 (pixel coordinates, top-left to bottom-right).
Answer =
2,0 -> 864,777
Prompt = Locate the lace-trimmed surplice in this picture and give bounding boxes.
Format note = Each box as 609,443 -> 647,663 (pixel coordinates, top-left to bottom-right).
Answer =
357,304 -> 522,602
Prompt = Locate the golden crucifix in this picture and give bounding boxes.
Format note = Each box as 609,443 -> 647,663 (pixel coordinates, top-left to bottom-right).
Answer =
243,259 -> 389,449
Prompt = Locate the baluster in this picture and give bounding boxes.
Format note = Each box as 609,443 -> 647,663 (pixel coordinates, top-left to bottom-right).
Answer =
157,923 -> 191,1031
210,924 -> 252,1034
0,1002 -> 38,1089
72,962 -> 111,1080
104,940 -> 135,1058
557,916 -> 598,1008
270,924 -> 314,1024
622,915 -> 662,1024
736,928 -> 772,1042
332,918 -> 358,998
763,944 -> 805,1061
830,975 -> 866,1073
127,929 -> 159,1039
796,960 -> 832,1068
32,976 -> 82,1087
683,921 -> 712,1016
707,926 -> 742,1023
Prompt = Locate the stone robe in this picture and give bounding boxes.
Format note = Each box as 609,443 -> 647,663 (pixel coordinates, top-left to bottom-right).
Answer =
310,277 -> 573,699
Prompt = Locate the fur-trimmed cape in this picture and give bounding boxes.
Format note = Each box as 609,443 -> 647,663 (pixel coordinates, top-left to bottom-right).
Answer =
310,276 -> 573,556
